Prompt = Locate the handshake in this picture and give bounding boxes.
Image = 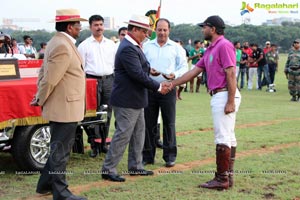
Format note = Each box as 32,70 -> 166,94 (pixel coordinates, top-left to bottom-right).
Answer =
160,81 -> 175,95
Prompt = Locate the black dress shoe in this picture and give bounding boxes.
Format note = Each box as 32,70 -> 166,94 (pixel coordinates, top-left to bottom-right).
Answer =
89,147 -> 98,158
36,186 -> 52,194
66,195 -> 87,200
36,189 -> 52,195
142,160 -> 154,166
100,145 -> 108,154
102,173 -> 126,182
128,169 -> 154,176
156,140 -> 163,149
165,161 -> 175,168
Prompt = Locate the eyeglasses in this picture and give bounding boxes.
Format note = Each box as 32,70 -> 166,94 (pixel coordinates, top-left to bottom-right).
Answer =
72,24 -> 82,28
139,28 -> 148,34
120,33 -> 126,36
294,41 -> 299,44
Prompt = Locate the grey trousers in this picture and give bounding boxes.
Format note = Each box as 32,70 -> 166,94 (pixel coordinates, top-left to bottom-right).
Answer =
102,106 -> 145,174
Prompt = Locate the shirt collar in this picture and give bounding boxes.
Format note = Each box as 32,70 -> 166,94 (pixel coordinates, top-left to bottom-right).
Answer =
125,33 -> 141,48
209,35 -> 224,48
60,32 -> 76,44
91,35 -> 106,43
148,38 -> 172,47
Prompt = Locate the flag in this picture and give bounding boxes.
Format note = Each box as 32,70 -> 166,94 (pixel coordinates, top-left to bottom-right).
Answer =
156,0 -> 161,19
145,0 -> 162,40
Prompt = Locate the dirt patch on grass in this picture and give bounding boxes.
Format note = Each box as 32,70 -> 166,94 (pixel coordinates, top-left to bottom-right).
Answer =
263,192 -> 275,199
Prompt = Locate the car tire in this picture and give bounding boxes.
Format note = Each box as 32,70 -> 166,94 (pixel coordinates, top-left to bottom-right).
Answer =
11,124 -> 51,171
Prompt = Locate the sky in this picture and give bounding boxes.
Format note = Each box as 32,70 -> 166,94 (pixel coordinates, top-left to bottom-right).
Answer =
1,0 -> 300,31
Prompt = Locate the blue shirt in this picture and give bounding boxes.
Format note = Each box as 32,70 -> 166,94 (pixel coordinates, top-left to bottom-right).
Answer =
143,38 -> 188,83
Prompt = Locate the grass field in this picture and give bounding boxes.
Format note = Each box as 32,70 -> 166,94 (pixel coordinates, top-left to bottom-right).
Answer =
1,54 -> 300,200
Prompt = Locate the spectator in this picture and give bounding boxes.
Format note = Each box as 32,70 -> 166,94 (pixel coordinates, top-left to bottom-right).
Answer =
265,44 -> 279,85
234,41 -> 242,80
38,42 -> 47,59
116,26 -> 128,47
239,46 -> 248,89
0,33 -> 11,54
242,41 -> 252,84
263,41 -> 271,54
19,35 -> 37,59
284,39 -> 300,101
251,43 -> 271,91
175,38 -> 189,99
188,40 -> 205,93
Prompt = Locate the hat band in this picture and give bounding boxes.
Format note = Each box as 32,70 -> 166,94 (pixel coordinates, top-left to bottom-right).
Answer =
129,20 -> 150,28
56,15 -> 81,21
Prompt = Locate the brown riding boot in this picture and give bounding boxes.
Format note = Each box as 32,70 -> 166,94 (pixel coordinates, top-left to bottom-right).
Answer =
229,147 -> 236,187
200,144 -> 230,190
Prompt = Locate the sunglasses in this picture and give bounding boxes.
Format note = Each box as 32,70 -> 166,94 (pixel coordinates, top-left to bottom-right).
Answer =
120,33 -> 126,36
294,41 -> 299,44
139,28 -> 148,34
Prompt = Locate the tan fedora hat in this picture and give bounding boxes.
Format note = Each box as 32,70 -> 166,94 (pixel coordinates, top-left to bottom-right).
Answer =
125,15 -> 152,31
55,8 -> 87,22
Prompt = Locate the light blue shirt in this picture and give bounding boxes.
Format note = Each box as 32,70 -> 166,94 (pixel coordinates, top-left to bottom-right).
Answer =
143,38 -> 188,83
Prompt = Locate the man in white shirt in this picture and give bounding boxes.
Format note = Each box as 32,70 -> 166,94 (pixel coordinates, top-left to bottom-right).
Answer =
142,18 -> 188,167
78,14 -> 117,157
19,35 -> 37,59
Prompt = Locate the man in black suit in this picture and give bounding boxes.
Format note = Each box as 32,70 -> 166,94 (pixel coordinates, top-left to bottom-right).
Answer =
101,14 -> 169,182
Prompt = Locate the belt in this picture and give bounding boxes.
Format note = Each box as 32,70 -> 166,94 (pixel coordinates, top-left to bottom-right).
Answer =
209,88 -> 228,96
86,74 -> 114,79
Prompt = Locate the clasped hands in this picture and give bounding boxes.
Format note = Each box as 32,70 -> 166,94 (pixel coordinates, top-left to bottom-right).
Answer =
160,81 -> 174,95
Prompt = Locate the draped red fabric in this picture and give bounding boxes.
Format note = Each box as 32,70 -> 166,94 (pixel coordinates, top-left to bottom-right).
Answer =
0,78 -> 97,129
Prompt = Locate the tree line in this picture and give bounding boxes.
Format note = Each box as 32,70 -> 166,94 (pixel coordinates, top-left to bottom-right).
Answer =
2,22 -> 299,53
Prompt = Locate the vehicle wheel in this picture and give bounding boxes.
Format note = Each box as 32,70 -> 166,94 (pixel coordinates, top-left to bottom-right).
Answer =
11,124 -> 51,171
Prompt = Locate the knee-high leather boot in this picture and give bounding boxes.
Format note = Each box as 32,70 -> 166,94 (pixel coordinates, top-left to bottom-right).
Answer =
229,147 -> 236,187
200,144 -> 230,190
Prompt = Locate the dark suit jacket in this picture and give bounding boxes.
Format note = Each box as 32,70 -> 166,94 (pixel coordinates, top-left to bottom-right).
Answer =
110,38 -> 160,109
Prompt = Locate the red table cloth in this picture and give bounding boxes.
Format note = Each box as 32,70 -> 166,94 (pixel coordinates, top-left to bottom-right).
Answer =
0,78 -> 97,129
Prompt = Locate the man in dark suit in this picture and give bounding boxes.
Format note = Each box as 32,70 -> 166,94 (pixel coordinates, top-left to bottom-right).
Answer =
101,14 -> 169,182
31,9 -> 87,200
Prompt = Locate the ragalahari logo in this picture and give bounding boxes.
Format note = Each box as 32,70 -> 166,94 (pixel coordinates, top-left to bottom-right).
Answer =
240,2 -> 255,15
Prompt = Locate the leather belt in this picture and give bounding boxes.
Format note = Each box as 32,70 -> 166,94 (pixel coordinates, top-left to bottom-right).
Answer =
209,88 -> 228,96
86,74 -> 114,79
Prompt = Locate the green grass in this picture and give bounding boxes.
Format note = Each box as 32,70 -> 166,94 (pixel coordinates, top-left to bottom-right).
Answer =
1,54 -> 300,200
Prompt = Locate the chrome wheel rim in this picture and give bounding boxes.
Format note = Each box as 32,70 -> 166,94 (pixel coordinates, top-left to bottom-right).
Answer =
30,126 -> 51,165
